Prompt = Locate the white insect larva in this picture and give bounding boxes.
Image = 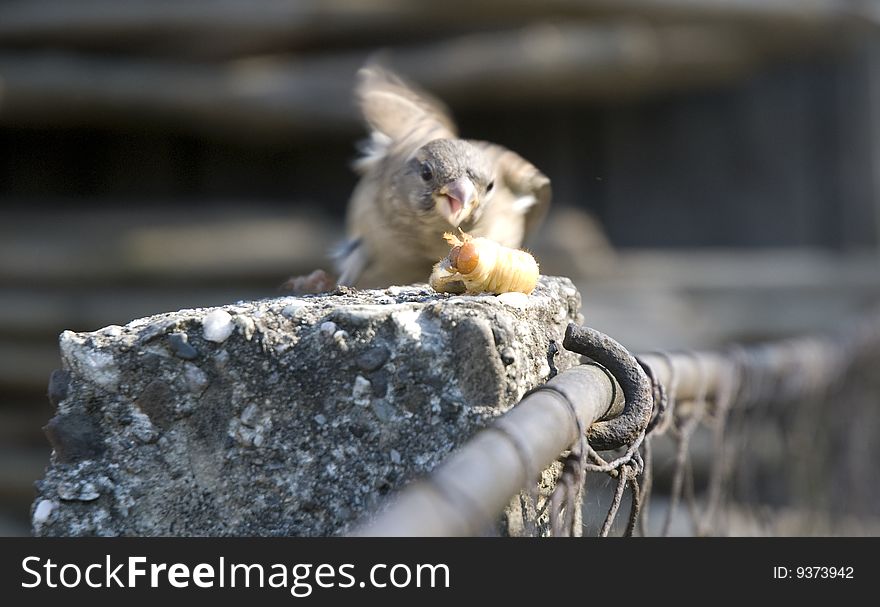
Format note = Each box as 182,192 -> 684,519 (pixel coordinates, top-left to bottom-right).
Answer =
429,231 -> 539,295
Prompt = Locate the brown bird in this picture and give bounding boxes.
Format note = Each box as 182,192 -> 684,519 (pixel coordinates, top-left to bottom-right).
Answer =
336,64 -> 551,288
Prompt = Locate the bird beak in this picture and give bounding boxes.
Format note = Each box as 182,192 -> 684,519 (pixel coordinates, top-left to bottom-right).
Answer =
437,176 -> 477,227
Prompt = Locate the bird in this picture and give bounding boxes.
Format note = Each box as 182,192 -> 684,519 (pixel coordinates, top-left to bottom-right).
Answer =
335,63 -> 551,289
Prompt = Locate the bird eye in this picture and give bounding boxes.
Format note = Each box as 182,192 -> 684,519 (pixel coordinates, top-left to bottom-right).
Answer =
487,180 -> 495,192
420,163 -> 434,181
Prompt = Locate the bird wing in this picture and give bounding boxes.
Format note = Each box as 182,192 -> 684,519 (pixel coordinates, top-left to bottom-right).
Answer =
353,63 -> 458,174
357,62 -> 457,140
468,140 -> 552,247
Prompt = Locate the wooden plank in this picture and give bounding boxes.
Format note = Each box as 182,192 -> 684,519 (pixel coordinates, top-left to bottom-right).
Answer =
0,1 -> 862,59
0,20 -> 842,136
0,447 -> 50,498
0,0 -> 420,59
3,204 -> 880,290
0,206 -> 341,284
0,408 -> 51,446
0,341 -> 61,391
584,249 -> 880,290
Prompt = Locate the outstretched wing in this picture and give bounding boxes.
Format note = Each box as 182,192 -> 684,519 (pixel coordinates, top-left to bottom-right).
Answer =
353,63 -> 458,174
468,140 -> 552,246
357,62 -> 457,140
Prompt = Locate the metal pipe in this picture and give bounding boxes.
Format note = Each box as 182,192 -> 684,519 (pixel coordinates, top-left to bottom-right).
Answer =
352,320 -> 871,536
353,364 -> 615,536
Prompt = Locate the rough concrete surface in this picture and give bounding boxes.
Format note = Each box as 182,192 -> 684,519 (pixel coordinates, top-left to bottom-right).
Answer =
32,276 -> 582,536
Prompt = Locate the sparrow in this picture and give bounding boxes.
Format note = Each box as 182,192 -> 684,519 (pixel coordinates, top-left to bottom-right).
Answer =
336,63 -> 551,289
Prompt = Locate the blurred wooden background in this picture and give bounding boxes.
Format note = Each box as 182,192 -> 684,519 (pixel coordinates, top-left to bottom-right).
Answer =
2,0 -> 880,535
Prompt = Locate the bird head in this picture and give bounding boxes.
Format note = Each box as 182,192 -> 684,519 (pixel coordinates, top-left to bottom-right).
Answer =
399,139 -> 495,227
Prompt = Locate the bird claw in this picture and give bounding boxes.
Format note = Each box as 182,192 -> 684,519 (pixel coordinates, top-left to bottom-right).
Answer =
280,269 -> 337,295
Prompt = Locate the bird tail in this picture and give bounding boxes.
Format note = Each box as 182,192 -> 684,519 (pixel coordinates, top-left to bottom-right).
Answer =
331,237 -> 366,286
